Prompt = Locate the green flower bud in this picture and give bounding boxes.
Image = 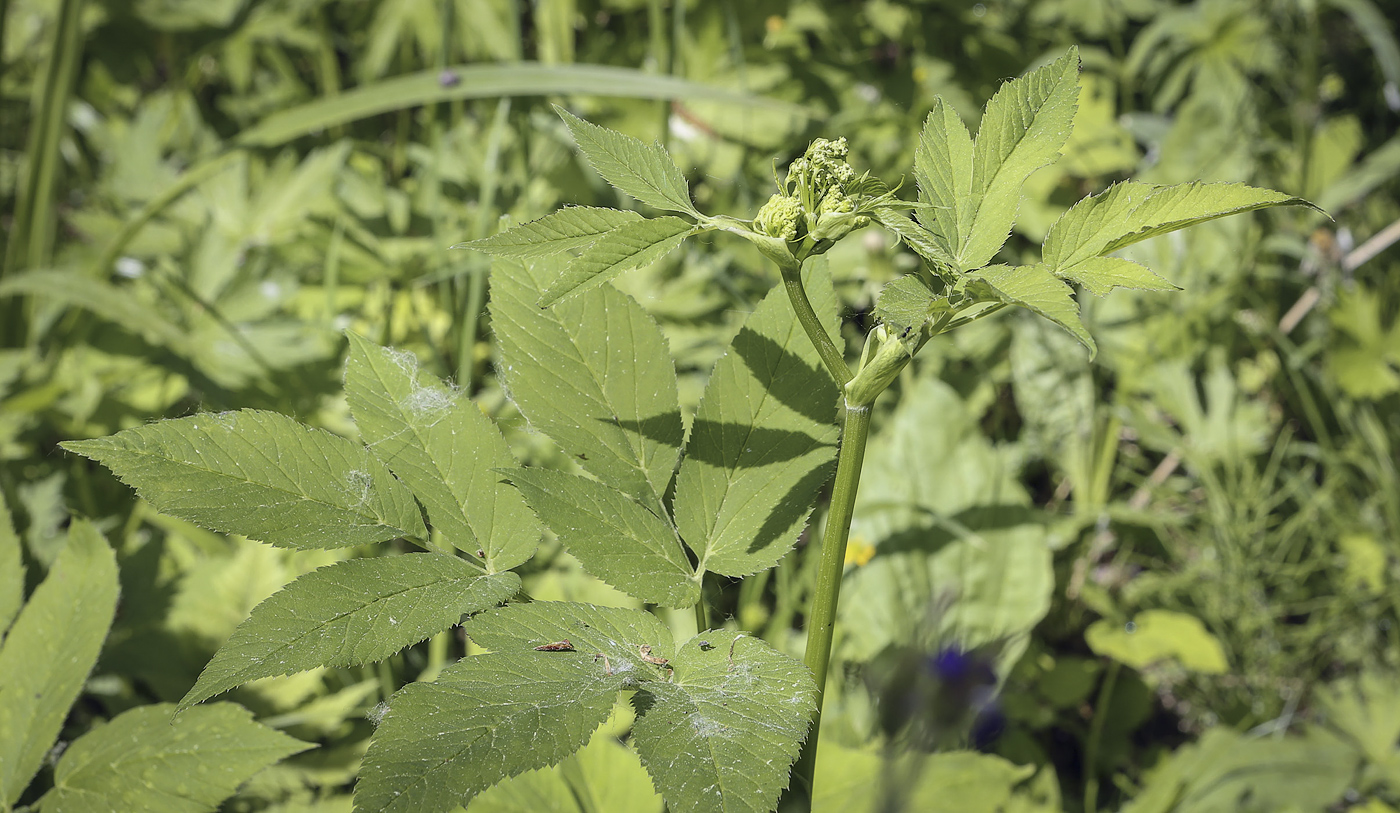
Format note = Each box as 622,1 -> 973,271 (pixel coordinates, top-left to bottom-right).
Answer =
809,186 -> 870,242
755,193 -> 803,241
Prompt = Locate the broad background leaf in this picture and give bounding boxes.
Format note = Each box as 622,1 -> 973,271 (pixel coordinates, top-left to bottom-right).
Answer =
462,207 -> 642,259
500,468 -> 699,608
812,746 -> 1035,813
180,555 -> 520,711
539,216 -> 694,306
41,703 -> 310,813
0,492 -> 21,638
0,521 -> 119,808
961,48 -> 1079,270
345,333 -> 539,568
673,266 -> 840,578
966,264 -> 1095,355
1086,610 -> 1230,674
471,729 -> 663,813
64,410 -> 426,549
630,630 -> 816,813
557,107 -> 699,216
491,256 -> 684,511
841,377 -> 1053,672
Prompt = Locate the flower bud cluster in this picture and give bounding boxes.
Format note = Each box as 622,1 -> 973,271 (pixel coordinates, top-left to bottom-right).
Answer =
752,136 -> 880,259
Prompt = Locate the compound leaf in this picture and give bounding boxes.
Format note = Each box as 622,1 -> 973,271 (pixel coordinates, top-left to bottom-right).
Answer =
346,334 -> 539,568
539,216 -> 694,306
966,264 -> 1094,356
557,107 -> 699,216
41,703 -> 310,813
63,411 -> 426,549
500,468 -> 698,608
673,267 -> 839,579
631,631 -> 817,813
1059,256 -> 1179,297
0,522 -> 118,808
491,257 -> 684,511
961,48 -> 1079,271
461,207 -> 643,259
1042,181 -> 1314,273
356,650 -> 627,813
179,555 -> 520,711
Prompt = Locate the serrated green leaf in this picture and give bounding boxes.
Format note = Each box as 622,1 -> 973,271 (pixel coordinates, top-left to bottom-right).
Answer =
41,703 -> 310,813
873,274 -> 952,338
966,264 -> 1094,356
179,555 -> 520,711
0,521 -> 118,807
345,334 -> 539,568
356,653 -> 627,813
556,107 -> 698,216
500,468 -> 698,608
1042,181 -> 1314,272
465,602 -> 676,680
1058,256 -> 1179,297
460,207 -> 643,259
960,48 -> 1080,270
539,217 -> 694,306
631,631 -> 816,813
0,492 -> 21,639
63,410 -> 426,549
913,97 -> 975,267
873,206 -> 957,271
491,258 -> 684,510
673,268 -> 840,579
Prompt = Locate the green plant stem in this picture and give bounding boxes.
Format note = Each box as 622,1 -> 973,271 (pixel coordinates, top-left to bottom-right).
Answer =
457,97 -> 511,389
780,264 -> 851,386
793,398 -> 873,800
1084,660 -> 1121,813
693,589 -> 709,633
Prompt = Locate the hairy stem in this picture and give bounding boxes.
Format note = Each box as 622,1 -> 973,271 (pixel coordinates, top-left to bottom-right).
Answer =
793,399 -> 873,800
780,264 -> 852,386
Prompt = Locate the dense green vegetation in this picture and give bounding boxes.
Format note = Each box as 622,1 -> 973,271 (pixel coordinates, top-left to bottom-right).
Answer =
3,1 -> 1400,811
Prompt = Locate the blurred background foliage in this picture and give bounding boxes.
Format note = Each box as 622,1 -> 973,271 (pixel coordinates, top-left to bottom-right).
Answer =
3,0 -> 1400,810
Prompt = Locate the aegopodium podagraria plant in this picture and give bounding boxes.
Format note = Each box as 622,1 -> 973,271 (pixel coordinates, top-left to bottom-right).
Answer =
65,47 -> 1312,812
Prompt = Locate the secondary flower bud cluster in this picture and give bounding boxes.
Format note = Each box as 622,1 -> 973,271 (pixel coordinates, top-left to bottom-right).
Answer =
753,137 -> 875,253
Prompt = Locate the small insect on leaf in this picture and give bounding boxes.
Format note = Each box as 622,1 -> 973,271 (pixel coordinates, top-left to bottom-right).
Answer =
639,644 -> 675,680
534,640 -> 576,652
593,652 -> 613,675
698,640 -> 713,651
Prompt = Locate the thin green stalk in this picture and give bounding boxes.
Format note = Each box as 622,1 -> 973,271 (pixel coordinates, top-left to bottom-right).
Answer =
793,399 -> 873,799
780,264 -> 851,386
1084,660 -> 1121,813
4,0 -> 84,345
456,97 -> 512,389
693,587 -> 709,633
